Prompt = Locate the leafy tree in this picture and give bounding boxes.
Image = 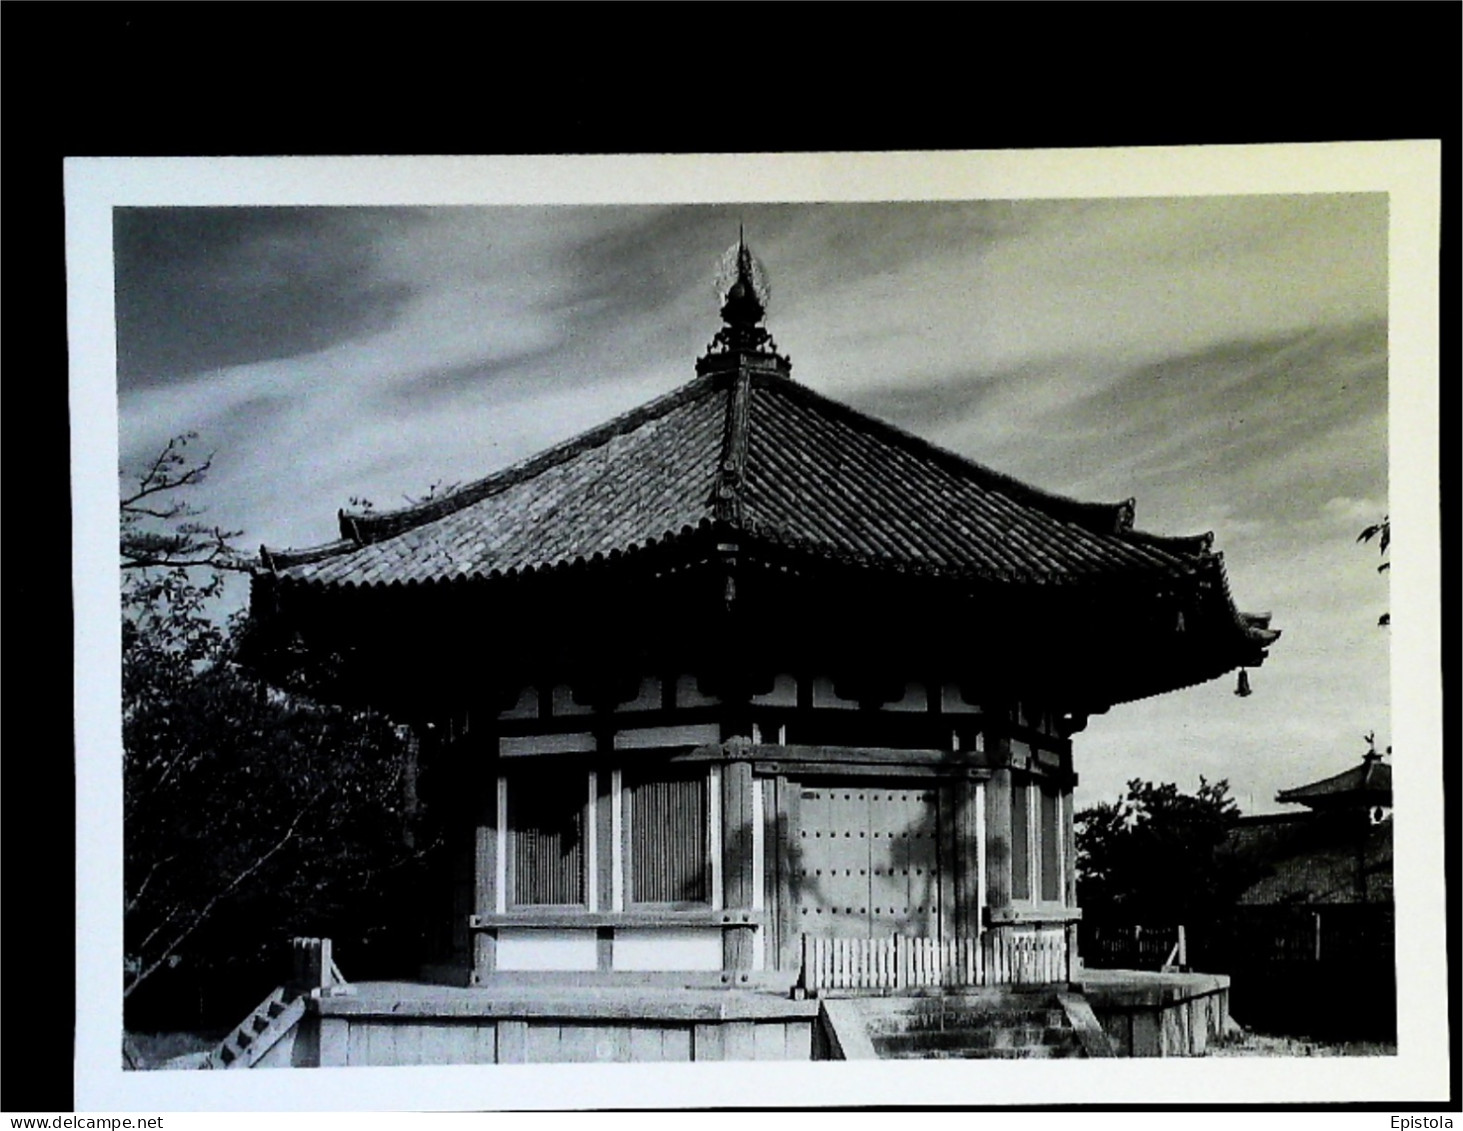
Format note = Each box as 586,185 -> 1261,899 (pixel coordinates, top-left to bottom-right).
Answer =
1357,516 -> 1390,569
1075,777 -> 1255,926
121,437 -> 435,1010
120,433 -> 245,574
1358,516 -> 1390,626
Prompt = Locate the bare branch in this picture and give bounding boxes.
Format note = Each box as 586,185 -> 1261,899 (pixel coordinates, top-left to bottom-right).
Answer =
119,466 -> 210,510
125,852 -> 180,917
121,523 -> 249,572
119,434 -> 246,573
125,794 -> 321,998
135,899 -> 188,959
121,434 -> 213,509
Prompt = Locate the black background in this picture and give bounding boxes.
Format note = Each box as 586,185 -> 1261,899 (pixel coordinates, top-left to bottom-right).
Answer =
4,2 -> 1455,1114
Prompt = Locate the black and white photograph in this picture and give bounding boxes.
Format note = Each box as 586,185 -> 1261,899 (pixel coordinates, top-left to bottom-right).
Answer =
67,148 -> 1444,1109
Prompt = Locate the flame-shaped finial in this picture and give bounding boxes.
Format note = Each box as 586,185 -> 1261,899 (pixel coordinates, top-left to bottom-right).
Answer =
698,231 -> 790,378
715,231 -> 772,318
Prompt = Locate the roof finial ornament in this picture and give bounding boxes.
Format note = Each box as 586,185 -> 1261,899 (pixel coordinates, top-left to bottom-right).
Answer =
699,230 -> 791,378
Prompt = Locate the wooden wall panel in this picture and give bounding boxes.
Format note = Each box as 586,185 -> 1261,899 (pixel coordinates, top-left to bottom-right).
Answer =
310,1015 -> 823,1065
628,1026 -> 664,1062
985,767 -> 1013,913
318,1017 -> 349,1067
722,1021 -> 756,1061
785,1019 -> 813,1059
417,1022 -> 461,1066
558,1025 -> 599,1063
601,1026 -> 631,1063
497,1020 -> 528,1064
693,1023 -> 725,1061
953,778 -> 983,938
753,1023 -> 785,1060
661,1026 -> 693,1061
471,1022 -> 498,1065
346,1020 -> 371,1067
525,1024 -> 562,1062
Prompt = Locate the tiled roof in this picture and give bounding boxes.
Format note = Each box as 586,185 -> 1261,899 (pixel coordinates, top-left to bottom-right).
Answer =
258,365 -> 1279,657
1276,754 -> 1392,809
1232,814 -> 1393,906
740,375 -> 1204,580
264,377 -> 725,587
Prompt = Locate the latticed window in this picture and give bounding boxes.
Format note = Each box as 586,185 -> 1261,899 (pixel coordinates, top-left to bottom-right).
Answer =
1011,778 -> 1031,901
628,773 -> 708,904
1011,774 -> 1065,905
1040,783 -> 1062,902
508,773 -> 585,906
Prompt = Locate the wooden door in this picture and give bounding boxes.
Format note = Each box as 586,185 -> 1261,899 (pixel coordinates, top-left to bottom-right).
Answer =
794,783 -> 941,940
869,787 -> 941,938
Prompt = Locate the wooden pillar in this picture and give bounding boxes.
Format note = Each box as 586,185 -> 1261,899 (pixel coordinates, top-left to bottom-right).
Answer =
985,765 -> 1014,917
595,770 -> 615,911
952,778 -> 983,940
471,795 -> 497,983
722,760 -> 755,971
937,784 -> 955,942
775,776 -> 798,974
1064,783 -> 1080,979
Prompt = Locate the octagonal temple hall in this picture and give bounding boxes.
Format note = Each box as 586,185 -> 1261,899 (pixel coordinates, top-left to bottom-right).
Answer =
240,241 -> 1279,1065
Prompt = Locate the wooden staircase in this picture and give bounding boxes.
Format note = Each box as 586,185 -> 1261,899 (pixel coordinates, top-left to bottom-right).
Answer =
205,937 -> 349,1070
820,991 -> 1115,1060
207,987 -> 307,1069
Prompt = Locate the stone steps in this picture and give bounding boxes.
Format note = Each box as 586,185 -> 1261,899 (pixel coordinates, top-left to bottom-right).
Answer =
853,993 -> 1096,1059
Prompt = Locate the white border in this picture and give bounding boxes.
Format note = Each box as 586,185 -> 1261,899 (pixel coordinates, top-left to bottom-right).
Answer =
68,145 -> 1444,1109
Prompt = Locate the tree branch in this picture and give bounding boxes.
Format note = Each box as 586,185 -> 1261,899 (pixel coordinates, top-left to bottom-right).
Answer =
120,555 -> 252,573
125,852 -> 180,917
120,467 -> 209,510
124,793 -> 322,998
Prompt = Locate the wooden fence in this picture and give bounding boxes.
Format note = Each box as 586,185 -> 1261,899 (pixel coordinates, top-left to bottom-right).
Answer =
801,928 -> 1067,993
1214,905 -> 1394,968
1084,906 -> 1394,973
1080,923 -> 1183,971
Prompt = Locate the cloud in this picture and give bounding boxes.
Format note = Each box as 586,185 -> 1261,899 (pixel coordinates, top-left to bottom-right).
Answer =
114,195 -> 1391,813
113,208 -> 427,388
1324,495 -> 1389,526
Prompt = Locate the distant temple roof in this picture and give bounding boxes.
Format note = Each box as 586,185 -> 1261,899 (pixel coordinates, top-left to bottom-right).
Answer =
1231,747 -> 1393,906
1275,751 -> 1392,811
1233,814 -> 1393,906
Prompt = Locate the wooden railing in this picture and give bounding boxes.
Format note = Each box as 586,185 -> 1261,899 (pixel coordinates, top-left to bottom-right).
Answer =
801,926 -> 1068,993
1080,922 -> 1183,972
985,925 -> 1068,986
290,936 -> 350,996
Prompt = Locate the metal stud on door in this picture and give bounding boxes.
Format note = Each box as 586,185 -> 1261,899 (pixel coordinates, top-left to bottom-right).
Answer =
798,783 -> 942,942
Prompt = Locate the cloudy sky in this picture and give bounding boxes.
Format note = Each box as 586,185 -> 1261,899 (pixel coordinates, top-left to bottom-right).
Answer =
111,193 -> 1390,815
